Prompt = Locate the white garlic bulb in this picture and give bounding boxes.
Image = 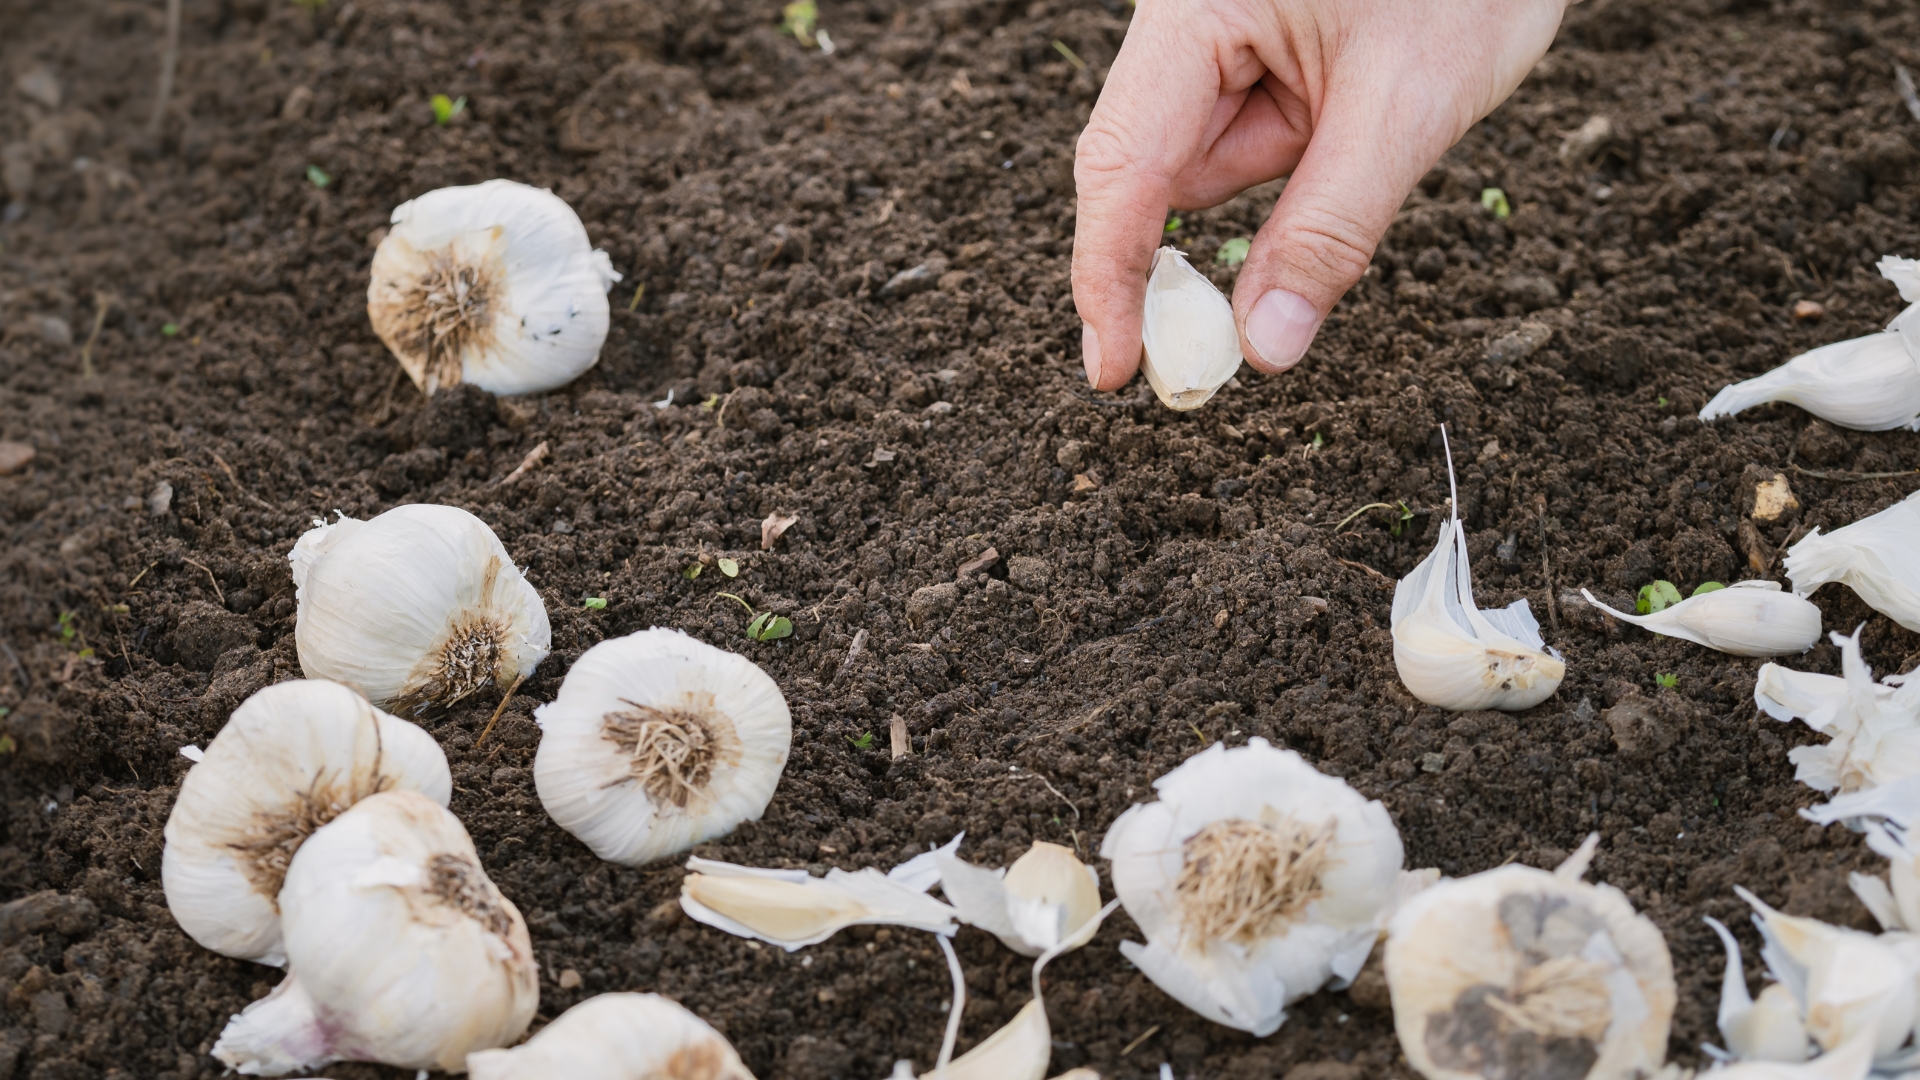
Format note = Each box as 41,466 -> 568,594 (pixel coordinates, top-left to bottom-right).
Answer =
368,179 -> 621,396
935,841 -> 1103,957
1138,246 -> 1243,411
1384,836 -> 1677,1080
1705,915 -> 1811,1063
212,790 -> 538,1074
680,856 -> 959,950
1756,628 -> 1920,794
1578,581 -> 1821,657
291,504 -> 550,716
533,628 -> 791,866
1786,489 -> 1920,634
1099,738 -> 1406,1037
164,679 -> 451,967
1394,430 -> 1564,711
1734,886 -> 1920,1063
466,993 -> 753,1080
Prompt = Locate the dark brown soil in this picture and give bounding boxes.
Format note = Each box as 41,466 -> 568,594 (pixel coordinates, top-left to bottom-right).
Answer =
5,0 -> 1920,1077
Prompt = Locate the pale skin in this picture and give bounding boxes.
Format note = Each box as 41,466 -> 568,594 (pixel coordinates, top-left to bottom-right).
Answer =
1073,0 -> 1581,390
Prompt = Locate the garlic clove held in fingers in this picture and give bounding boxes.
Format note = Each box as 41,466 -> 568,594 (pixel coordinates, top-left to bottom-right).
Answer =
1579,580 -> 1821,657
935,841 -> 1104,957
533,628 -> 791,866
1786,488 -> 1920,633
162,679 -> 451,966
466,993 -> 754,1080
680,855 -> 959,950
1138,247 -> 1244,411
212,790 -> 538,1075
291,504 -> 550,717
368,179 -> 621,396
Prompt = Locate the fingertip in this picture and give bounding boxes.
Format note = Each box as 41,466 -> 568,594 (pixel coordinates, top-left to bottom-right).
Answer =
1081,322 -> 1102,386
1240,289 -> 1321,373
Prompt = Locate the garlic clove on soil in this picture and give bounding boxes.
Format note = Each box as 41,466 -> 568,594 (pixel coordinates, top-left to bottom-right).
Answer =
532,628 -> 791,866
1735,885 -> 1920,1063
1695,1035 -> 1876,1080
934,840 -> 1103,957
162,678 -> 452,967
291,504 -> 550,717
1099,738 -> 1406,1037
1138,246 -> 1243,411
211,789 -> 538,1075
1705,915 -> 1811,1063
368,179 -> 621,396
1383,836 -> 1677,1080
1756,628 -> 1920,795
679,856 -> 959,950
1786,489 -> 1920,634
1393,428 -> 1564,711
465,992 -> 754,1080
1578,580 -> 1822,657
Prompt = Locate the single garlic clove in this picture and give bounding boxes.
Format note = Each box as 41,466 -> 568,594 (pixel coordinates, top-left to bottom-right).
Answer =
679,856 -> 959,950
1579,580 -> 1822,657
1100,738 -> 1405,1037
1384,836 -> 1677,1080
1696,1034 -> 1875,1080
1756,628 -> 1920,795
369,179 -> 621,396
1786,489 -> 1920,633
532,628 -> 791,866
1138,246 -> 1243,411
162,679 -> 451,966
940,998 -> 1051,1080
1736,886 -> 1920,1062
936,841 -> 1103,957
1706,915 -> 1810,1063
465,992 -> 754,1079
291,504 -> 550,716
212,790 -> 538,1074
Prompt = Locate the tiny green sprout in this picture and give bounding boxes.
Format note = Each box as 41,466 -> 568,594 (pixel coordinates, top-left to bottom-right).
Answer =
1163,216 -> 1183,234
1654,672 -> 1679,690
1480,187 -> 1511,219
1051,40 -> 1088,72
1656,395 -> 1670,408
583,597 -> 608,610
306,164 -> 332,188
1311,432 -> 1325,449
628,282 -> 646,312
848,730 -> 875,750
57,611 -> 77,642
701,393 -> 722,410
77,648 -> 93,660
682,563 -> 703,581
1215,238 -> 1250,266
717,557 -> 739,578
1710,794 -> 1721,807
782,0 -> 818,46
431,94 -> 467,125
0,734 -> 13,755
1389,500 -> 1415,538
1691,581 -> 1726,597
746,612 -> 793,642
1635,580 -> 1683,615
161,323 -> 181,337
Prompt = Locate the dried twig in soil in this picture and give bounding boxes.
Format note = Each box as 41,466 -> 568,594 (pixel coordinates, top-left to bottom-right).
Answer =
476,673 -> 527,746
181,558 -> 223,606
209,451 -> 273,510
498,441 -> 549,485
78,293 -> 109,378
150,0 -> 182,137
1790,463 -> 1920,483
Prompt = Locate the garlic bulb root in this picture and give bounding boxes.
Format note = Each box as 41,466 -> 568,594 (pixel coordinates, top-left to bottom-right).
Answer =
465,993 -> 754,1080
1579,581 -> 1821,657
1138,246 -> 1243,411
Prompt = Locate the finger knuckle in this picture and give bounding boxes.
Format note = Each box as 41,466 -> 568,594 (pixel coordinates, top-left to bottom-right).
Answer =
1073,125 -> 1136,185
1281,207 -> 1378,286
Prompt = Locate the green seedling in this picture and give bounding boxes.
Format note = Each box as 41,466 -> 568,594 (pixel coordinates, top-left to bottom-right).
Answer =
583,597 -> 607,610
1333,500 -> 1416,536
717,592 -> 793,643
717,557 -> 739,578
1052,40 -> 1088,71
161,323 -> 181,337
848,731 -> 875,750
1480,187 -> 1511,219
701,393 -> 721,410
1215,238 -> 1250,267
306,164 -> 332,188
628,282 -> 646,312
1691,581 -> 1726,597
431,94 -> 467,125
1163,216 -> 1183,234
1656,395 -> 1670,407
1654,672 -> 1679,689
0,734 -> 13,755
683,562 -> 703,580
1635,580 -> 1683,615
1311,432 -> 1325,450
782,0 -> 818,46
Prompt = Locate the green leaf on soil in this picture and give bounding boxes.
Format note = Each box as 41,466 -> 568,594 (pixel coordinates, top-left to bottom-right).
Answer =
161,323 -> 180,337
1163,216 -> 1182,233
848,731 -> 875,750
1690,581 -> 1726,597
0,734 -> 13,755
701,393 -> 721,410
583,597 -> 607,610
306,164 -> 332,188
1311,432 -> 1324,449
717,557 -> 739,578
1635,580 -> 1683,615
1657,395 -> 1669,407
782,0 -> 818,47
1480,187 -> 1510,219
683,563 -> 702,580
431,94 -> 466,125
747,613 -> 792,642
1215,238 -> 1250,266
1654,672 -> 1679,689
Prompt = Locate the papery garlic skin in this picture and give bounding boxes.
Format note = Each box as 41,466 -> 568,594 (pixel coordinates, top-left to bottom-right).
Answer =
1786,490 -> 1920,633
1384,839 -> 1676,1080
1100,738 -> 1405,1037
1706,915 -> 1810,1063
1578,581 -> 1821,657
533,628 -> 791,866
1696,1035 -> 1874,1080
1756,629 -> 1920,794
212,790 -> 538,1075
1139,247 -> 1243,411
680,856 -> 958,950
369,179 -> 621,396
292,504 -> 550,717
1736,886 -> 1920,1063
936,841 -> 1103,957
466,993 -> 754,1080
163,679 -> 451,966
1802,778 -> 1920,931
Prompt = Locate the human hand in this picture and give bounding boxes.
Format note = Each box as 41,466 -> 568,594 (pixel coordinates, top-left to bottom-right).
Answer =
1072,0 -> 1578,390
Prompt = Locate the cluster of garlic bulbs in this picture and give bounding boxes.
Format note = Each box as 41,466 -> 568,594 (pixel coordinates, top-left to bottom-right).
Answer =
369,179 -> 621,396
1138,246 -> 1245,410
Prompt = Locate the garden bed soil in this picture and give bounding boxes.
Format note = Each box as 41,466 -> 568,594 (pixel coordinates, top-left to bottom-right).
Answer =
5,0 -> 1920,1076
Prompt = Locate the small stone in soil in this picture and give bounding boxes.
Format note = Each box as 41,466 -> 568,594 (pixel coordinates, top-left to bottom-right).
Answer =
1793,299 -> 1826,321
0,441 -> 34,474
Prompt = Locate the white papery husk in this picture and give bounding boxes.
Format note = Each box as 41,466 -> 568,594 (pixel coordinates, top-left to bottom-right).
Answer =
1699,257 -> 1920,432
1691,1034 -> 1876,1079
1734,886 -> 1920,1066
368,179 -> 621,396
162,679 -> 451,967
1755,628 -> 1920,794
679,856 -> 959,950
1384,837 -> 1677,1080
1800,776 -> 1920,932
1705,915 -> 1811,1063
291,504 -> 550,717
1579,581 -> 1822,657
1099,738 -> 1408,1037
212,790 -> 538,1075
466,993 -> 753,1080
533,628 -> 791,866
935,840 -> 1104,957
1786,489 -> 1920,634
1138,246 -> 1243,411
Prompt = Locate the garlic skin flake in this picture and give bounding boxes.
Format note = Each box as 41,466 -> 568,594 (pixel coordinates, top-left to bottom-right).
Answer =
1384,837 -> 1677,1080
1756,628 -> 1920,794
1695,1035 -> 1874,1080
935,841 -> 1103,957
680,856 -> 959,950
1138,246 -> 1243,411
533,628 -> 791,866
1100,738 -> 1406,1037
212,790 -> 538,1075
163,679 -> 452,967
1800,777 -> 1920,930
1578,581 -> 1821,657
369,179 -> 621,396
466,993 -> 753,1080
1705,915 -> 1811,1063
1786,489 -> 1920,634
1735,886 -> 1920,1063
292,504 -> 550,717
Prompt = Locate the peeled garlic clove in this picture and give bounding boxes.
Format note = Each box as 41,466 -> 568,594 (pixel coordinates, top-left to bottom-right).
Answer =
1384,837 -> 1677,1080
162,679 -> 451,966
680,856 -> 959,950
291,504 -> 550,716
1393,429 -> 1564,710
369,179 -> 621,396
1578,581 -> 1821,657
1736,886 -> 1919,1061
1699,1034 -> 1875,1080
1705,915 -> 1810,1062
936,841 -> 1103,957
1756,628 -> 1920,794
212,790 -> 538,1074
532,628 -> 790,866
1786,489 -> 1920,633
466,992 -> 753,1079
1138,247 -> 1243,411
1100,738 -> 1406,1037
